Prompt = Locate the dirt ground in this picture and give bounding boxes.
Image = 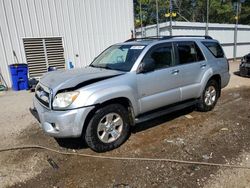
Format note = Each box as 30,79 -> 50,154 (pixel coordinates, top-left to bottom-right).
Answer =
0,61 -> 250,188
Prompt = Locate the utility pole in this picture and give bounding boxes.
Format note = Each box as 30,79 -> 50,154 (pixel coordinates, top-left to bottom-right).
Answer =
140,0 -> 143,37
233,1 -> 239,62
169,0 -> 173,36
156,0 -> 159,36
205,0 -> 209,36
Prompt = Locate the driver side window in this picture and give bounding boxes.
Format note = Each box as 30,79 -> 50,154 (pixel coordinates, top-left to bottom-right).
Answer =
144,44 -> 173,70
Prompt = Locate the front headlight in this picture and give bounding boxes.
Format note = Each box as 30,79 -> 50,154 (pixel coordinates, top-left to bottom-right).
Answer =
52,91 -> 79,109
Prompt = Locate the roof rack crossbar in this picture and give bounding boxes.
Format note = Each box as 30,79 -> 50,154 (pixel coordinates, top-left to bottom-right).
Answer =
125,35 -> 213,42
162,35 -> 213,39
125,36 -> 165,42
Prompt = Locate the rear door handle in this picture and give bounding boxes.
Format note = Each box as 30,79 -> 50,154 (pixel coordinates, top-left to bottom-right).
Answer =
171,69 -> 179,75
200,63 -> 207,69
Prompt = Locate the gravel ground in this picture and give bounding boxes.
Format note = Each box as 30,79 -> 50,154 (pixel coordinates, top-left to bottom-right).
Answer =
0,61 -> 250,188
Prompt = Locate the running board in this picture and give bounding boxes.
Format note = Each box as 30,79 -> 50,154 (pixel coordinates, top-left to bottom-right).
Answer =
135,100 -> 198,124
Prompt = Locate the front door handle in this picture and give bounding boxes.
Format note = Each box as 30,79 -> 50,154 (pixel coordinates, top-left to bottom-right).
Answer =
171,69 -> 179,75
200,63 -> 207,69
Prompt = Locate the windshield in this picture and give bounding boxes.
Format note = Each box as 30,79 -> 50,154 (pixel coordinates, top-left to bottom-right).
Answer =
90,45 -> 145,72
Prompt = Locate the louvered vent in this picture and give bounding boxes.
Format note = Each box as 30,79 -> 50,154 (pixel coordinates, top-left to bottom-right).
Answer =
23,37 -> 65,78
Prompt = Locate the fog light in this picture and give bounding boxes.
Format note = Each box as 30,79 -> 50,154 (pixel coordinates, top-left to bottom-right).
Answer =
51,123 -> 59,131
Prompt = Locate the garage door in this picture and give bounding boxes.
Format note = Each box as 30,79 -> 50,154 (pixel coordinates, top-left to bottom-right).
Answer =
23,37 -> 65,78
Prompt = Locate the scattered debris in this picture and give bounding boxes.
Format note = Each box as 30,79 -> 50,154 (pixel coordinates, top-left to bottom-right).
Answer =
113,183 -> 130,188
210,174 -> 215,178
184,114 -> 193,119
165,140 -> 174,143
189,165 -> 200,171
176,138 -> 185,145
202,152 -> 213,160
47,158 -> 59,170
233,93 -> 240,98
235,97 -> 242,102
202,155 -> 210,160
220,128 -> 229,131
164,138 -> 185,146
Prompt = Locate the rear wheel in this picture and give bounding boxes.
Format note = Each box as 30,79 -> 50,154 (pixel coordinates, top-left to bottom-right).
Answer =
197,79 -> 219,112
85,104 -> 130,152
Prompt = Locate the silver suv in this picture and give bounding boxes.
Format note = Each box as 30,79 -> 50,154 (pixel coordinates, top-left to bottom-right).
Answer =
33,36 -> 230,152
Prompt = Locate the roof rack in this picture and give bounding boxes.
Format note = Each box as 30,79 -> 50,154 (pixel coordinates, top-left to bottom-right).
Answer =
125,35 -> 213,42
125,36 -> 165,42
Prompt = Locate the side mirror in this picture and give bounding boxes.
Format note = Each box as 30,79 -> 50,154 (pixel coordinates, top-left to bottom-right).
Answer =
137,58 -> 155,73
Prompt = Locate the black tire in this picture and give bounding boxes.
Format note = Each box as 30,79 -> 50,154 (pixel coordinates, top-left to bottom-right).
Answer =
197,79 -> 219,112
85,104 -> 130,152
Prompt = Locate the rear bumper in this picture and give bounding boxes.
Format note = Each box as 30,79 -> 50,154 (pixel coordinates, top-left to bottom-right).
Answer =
33,96 -> 94,138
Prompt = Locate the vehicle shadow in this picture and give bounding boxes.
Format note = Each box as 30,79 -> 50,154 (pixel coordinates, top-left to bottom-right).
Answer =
30,106 -> 195,150
131,106 -> 195,134
55,137 -> 88,150
56,106 -> 195,150
234,71 -> 241,76
54,107 -> 195,150
234,71 -> 250,78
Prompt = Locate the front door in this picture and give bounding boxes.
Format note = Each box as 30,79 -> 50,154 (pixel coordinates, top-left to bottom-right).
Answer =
136,43 -> 181,114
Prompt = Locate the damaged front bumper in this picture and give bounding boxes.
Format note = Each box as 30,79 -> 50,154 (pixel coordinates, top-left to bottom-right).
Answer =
32,96 -> 94,138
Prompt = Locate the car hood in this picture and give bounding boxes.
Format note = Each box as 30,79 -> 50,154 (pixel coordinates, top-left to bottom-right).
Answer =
40,67 -> 124,93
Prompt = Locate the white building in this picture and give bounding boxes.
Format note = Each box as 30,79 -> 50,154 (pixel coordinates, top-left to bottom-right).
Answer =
0,0 -> 134,87
136,21 -> 250,60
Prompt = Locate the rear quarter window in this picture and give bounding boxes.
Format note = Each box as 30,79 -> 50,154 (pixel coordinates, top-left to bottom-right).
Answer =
202,41 -> 224,58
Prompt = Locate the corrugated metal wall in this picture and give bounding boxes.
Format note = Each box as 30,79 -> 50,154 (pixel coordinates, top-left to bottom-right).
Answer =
136,21 -> 250,59
0,0 -> 134,87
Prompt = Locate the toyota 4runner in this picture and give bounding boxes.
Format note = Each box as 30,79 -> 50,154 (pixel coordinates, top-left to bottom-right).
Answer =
33,35 -> 230,152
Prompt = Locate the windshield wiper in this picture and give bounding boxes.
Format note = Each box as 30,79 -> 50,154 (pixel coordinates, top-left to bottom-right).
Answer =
89,64 -> 125,72
89,64 -> 104,69
104,66 -> 116,70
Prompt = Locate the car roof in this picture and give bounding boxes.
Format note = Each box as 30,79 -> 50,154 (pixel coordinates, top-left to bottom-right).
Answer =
117,35 -> 217,47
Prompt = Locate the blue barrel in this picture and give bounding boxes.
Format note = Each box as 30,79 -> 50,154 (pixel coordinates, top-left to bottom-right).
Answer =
9,64 -> 29,91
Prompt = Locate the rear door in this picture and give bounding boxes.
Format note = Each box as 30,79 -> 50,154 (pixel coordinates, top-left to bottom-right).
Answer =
136,43 -> 181,114
174,41 -> 208,100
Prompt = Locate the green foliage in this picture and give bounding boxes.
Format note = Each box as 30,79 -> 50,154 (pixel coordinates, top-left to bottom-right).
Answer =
134,0 -> 250,28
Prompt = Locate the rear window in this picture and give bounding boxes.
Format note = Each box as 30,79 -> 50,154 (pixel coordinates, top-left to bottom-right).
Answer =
202,42 -> 224,58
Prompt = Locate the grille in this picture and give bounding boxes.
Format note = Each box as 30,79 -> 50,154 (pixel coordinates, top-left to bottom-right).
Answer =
35,84 -> 51,108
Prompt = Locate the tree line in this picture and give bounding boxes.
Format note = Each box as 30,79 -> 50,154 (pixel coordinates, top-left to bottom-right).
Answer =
134,0 -> 250,27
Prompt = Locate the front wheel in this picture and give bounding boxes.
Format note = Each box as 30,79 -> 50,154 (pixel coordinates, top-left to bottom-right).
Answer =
197,79 -> 219,112
85,104 -> 130,152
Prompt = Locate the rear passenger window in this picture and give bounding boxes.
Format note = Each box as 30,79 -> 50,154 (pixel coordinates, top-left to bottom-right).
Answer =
202,42 -> 224,58
176,41 -> 204,64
